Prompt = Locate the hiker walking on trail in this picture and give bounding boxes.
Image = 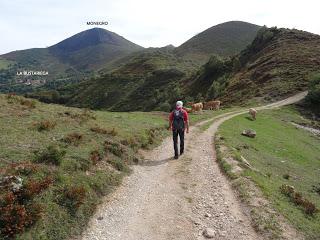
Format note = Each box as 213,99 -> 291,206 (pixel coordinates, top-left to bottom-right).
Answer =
169,101 -> 189,159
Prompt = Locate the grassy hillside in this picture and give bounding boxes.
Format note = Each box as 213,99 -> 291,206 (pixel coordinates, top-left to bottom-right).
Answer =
187,27 -> 320,106
175,21 -> 260,63
0,28 -> 143,94
0,58 -> 14,70
221,27 -> 320,105
0,94 -> 168,239
29,48 -> 198,111
218,106 -> 320,239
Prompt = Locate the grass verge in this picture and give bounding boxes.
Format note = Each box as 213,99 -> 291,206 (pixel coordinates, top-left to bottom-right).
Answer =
218,105 -> 320,239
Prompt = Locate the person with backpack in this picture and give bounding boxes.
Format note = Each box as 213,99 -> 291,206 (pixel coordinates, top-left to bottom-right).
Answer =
168,101 -> 189,159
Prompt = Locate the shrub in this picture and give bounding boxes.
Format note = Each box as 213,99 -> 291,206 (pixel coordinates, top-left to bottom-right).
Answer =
0,177 -> 52,238
104,140 -> 125,157
108,158 -> 128,172
157,101 -> 171,112
280,184 -> 295,197
306,73 -> 320,105
57,186 -> 86,215
106,127 -> 118,136
304,200 -> 318,215
77,109 -> 96,123
34,120 -> 56,132
90,126 -> 118,136
280,184 -> 318,215
63,132 -> 83,146
34,145 -> 66,165
0,192 -> 36,238
312,183 -> 320,195
90,150 -> 103,165
146,128 -> 163,146
18,177 -> 53,201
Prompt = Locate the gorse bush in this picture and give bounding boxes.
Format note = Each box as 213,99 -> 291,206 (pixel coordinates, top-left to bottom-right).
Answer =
0,193 -> 42,238
104,140 -> 125,157
19,98 -> 36,109
79,109 -> 96,122
34,120 -> 56,132
0,177 -> 53,238
34,145 -> 66,165
90,126 -> 118,136
19,177 -> 54,201
56,186 -> 86,215
62,132 -> 83,146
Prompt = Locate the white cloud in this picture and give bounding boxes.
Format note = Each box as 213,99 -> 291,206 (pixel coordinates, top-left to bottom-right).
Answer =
0,0 -> 319,54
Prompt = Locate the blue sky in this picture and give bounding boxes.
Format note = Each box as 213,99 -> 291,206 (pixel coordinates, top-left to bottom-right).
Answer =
0,0 -> 319,54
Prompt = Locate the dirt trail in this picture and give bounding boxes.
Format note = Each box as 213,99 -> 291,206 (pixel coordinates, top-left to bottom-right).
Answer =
80,92 -> 307,240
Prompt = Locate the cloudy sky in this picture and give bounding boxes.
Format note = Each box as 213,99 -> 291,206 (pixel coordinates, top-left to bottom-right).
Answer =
0,0 -> 319,54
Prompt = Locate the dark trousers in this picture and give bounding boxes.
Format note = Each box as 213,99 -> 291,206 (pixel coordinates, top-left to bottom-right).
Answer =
172,129 -> 184,157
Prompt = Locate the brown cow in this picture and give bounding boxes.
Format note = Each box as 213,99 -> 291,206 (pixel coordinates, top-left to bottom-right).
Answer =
249,108 -> 257,120
204,100 -> 221,110
191,102 -> 203,113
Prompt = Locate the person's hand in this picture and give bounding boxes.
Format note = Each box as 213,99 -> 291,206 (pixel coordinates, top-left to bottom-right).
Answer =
186,129 -> 189,134
168,126 -> 172,131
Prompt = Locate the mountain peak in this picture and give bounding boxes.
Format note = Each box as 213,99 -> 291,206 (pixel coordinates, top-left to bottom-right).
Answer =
175,21 -> 261,62
50,28 -> 141,53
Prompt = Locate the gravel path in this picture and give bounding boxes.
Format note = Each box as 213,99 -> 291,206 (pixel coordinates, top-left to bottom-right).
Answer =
80,91 -> 307,240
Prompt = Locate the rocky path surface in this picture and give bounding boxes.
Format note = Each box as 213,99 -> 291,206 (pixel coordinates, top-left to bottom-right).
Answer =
80,92 -> 307,240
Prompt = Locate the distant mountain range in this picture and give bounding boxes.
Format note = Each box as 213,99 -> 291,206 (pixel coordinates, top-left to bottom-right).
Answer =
38,26 -> 320,111
4,21 -> 317,112
0,21 -> 260,94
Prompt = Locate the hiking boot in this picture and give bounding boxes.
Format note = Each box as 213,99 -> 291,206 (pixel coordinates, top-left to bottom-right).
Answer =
174,155 -> 179,159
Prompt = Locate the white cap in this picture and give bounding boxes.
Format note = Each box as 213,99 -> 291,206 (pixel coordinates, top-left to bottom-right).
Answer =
176,101 -> 183,108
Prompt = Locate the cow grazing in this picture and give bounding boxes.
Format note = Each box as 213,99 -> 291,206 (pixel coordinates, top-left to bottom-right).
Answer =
249,108 -> 257,120
204,100 -> 221,110
191,102 -> 203,113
